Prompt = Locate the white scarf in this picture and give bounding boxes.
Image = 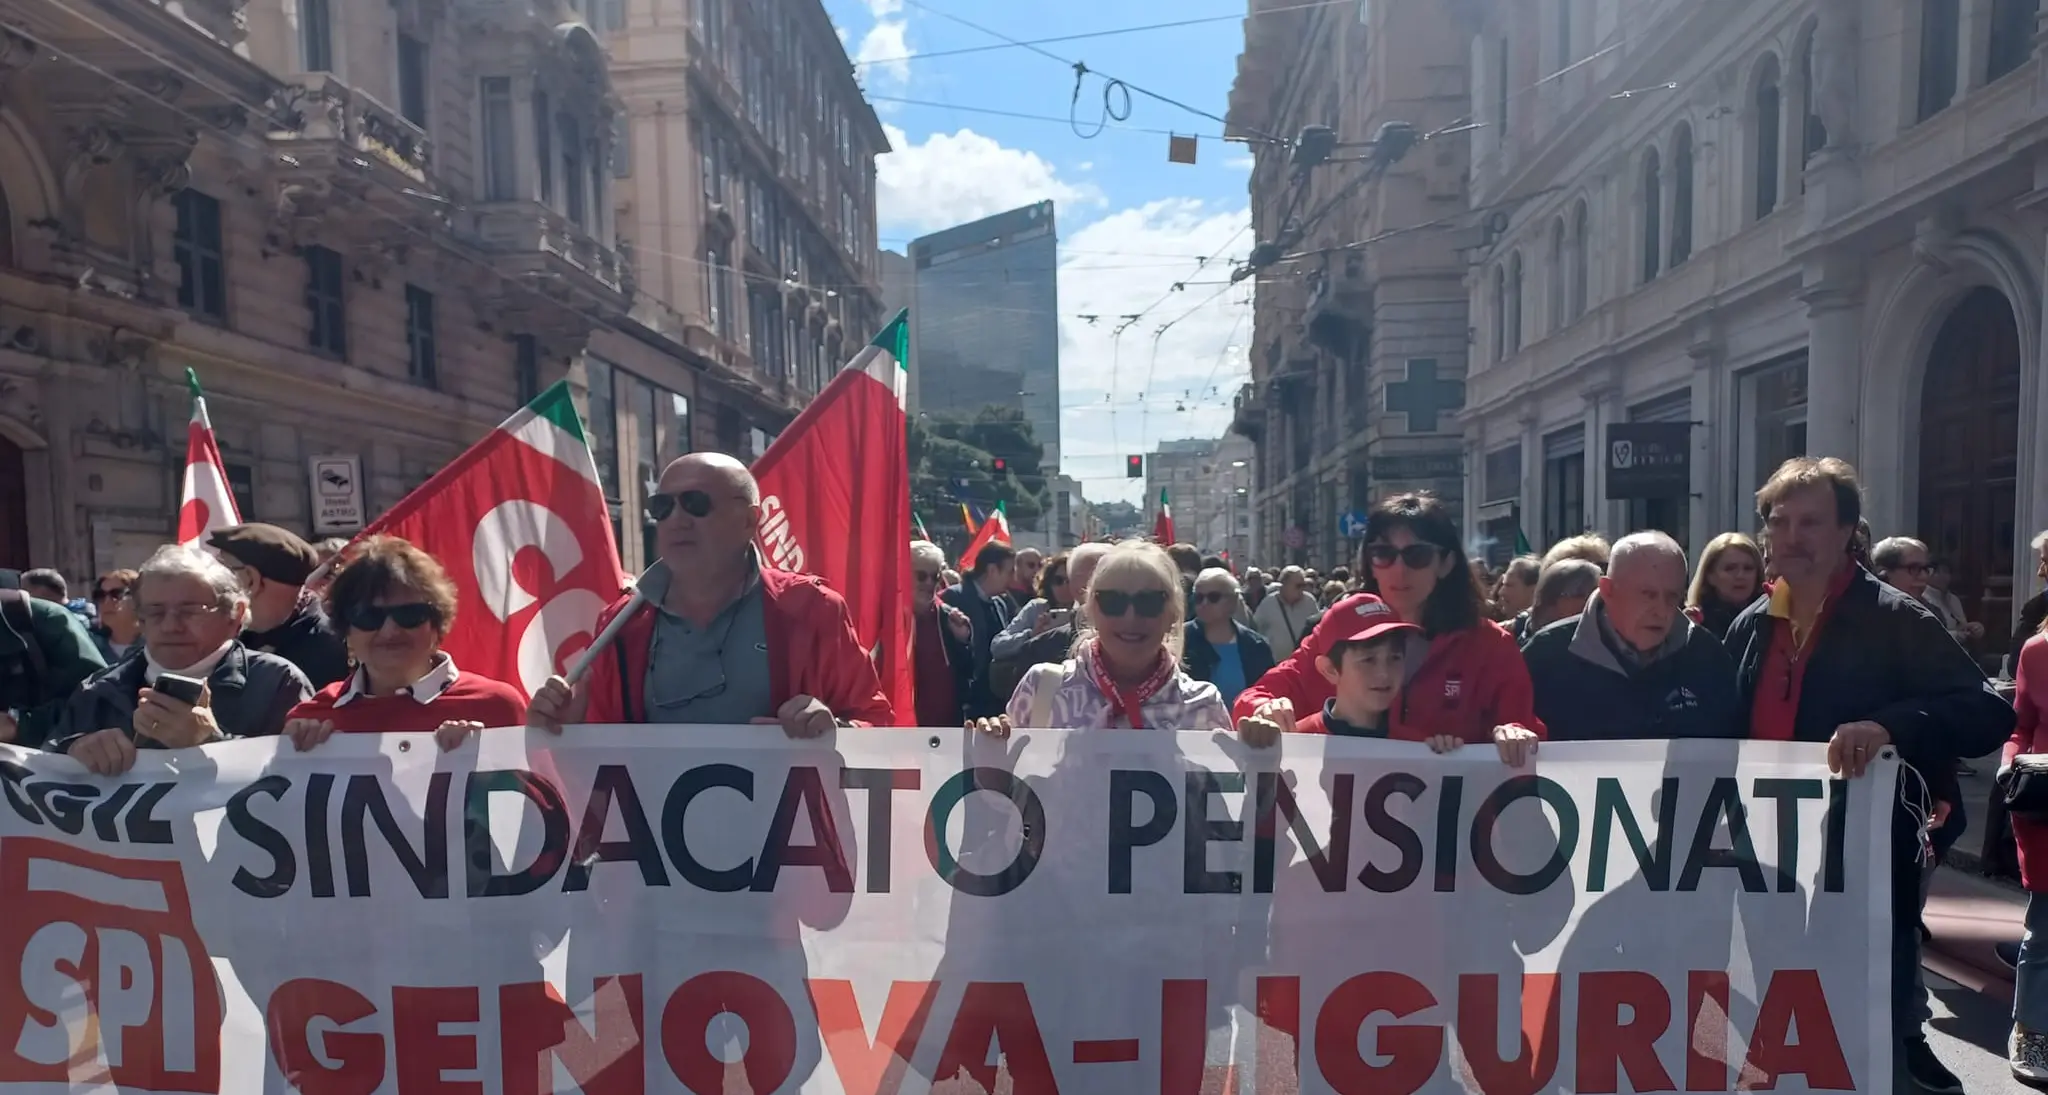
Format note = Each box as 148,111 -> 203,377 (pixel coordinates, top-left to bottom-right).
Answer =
144,638 -> 236,685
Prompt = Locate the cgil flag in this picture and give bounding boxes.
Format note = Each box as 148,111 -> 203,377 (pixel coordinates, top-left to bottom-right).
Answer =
1152,487 -> 1175,545
353,380 -> 627,699
959,500 -> 1012,568
750,311 -> 915,720
176,369 -> 240,546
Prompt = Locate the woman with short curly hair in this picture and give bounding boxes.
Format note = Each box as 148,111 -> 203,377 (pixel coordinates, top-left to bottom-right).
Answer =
283,536 -> 524,751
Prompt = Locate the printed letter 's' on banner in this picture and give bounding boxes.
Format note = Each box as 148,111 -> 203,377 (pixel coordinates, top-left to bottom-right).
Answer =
0,736 -> 1890,1094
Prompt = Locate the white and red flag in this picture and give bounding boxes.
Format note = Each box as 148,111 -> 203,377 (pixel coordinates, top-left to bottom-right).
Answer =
959,500 -> 1012,569
176,369 -> 240,546
1152,486 -> 1176,544
750,311 -> 915,719
354,380 -> 626,698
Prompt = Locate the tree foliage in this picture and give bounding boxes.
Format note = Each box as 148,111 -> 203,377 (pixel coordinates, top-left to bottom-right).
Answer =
1091,500 -> 1144,537
909,406 -> 1049,556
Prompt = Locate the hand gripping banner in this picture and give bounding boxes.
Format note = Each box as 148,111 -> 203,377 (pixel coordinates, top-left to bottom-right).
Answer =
0,733 -> 1893,1094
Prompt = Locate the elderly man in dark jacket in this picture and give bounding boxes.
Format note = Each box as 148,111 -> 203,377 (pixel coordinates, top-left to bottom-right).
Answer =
1725,457 -> 2013,1095
1524,532 -> 1740,741
51,545 -> 312,776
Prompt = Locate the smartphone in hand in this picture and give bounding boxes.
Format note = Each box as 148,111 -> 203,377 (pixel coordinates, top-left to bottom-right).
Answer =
152,672 -> 207,705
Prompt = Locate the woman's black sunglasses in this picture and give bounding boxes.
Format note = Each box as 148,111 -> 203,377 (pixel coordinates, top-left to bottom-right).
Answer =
1195,590 -> 1233,604
1093,589 -> 1171,618
1366,543 -> 1447,570
346,603 -> 440,632
646,490 -> 717,521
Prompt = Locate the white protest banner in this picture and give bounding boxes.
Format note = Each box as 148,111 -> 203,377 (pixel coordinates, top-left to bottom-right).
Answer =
0,731 -> 1891,1094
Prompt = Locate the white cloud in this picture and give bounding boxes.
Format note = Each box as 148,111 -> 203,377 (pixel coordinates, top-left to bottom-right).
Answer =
1057,200 -> 1254,503
855,18 -> 912,87
876,125 -> 1106,235
1225,153 -> 1257,170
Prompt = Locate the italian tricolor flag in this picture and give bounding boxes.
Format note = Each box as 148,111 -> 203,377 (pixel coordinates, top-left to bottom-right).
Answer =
176,370 -> 240,546
959,500 -> 1012,569
1152,487 -> 1176,545
354,380 -> 627,698
752,310 -> 915,720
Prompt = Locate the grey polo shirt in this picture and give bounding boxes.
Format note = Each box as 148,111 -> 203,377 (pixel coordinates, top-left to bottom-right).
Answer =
641,561 -> 774,724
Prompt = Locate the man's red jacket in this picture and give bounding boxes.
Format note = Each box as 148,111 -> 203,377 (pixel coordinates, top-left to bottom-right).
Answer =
583,566 -> 895,726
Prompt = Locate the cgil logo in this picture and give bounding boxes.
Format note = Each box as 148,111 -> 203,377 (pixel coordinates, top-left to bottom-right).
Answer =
756,495 -> 807,571
0,837 -> 222,1091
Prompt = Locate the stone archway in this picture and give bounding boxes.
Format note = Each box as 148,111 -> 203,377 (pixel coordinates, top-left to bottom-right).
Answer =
1917,286 -> 2022,639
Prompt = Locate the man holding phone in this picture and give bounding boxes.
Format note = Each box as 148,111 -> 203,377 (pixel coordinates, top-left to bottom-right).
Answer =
49,545 -> 311,775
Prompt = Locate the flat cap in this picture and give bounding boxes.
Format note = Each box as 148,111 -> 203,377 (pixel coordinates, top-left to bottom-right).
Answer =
208,523 -> 319,586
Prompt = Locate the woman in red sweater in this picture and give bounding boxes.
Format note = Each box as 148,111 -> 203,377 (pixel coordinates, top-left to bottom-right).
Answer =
2003,625 -> 2048,1081
283,536 -> 525,750
1236,491 -> 1543,759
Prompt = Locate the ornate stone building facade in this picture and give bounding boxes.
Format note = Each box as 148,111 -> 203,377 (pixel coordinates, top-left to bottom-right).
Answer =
1458,0 -> 2048,637
1225,0 -> 1474,568
0,0 -> 882,581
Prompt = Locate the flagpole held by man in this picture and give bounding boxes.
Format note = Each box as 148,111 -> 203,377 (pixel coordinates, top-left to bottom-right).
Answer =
177,369 -> 240,547
526,452 -> 894,736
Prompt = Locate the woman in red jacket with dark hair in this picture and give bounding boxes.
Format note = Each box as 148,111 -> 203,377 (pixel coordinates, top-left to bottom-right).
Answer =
1235,491 -> 1543,758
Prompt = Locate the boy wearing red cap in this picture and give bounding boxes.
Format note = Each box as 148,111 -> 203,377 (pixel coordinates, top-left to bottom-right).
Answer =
1291,597 -> 1418,738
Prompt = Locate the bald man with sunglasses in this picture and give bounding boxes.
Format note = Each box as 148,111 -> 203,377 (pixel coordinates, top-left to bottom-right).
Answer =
528,453 -> 893,736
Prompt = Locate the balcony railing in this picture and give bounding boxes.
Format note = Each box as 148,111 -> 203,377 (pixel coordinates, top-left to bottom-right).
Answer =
470,200 -> 625,293
271,73 -> 432,184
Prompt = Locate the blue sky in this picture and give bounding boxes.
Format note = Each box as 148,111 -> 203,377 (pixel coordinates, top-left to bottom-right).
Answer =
822,0 -> 1259,504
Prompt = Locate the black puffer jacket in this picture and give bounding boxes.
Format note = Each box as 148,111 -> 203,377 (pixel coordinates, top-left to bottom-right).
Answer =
1522,593 -> 1741,742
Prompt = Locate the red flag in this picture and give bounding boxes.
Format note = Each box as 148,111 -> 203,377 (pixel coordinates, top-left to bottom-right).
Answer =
959,501 -> 1012,568
177,369 -> 240,545
750,312 -> 914,720
1151,487 -> 1175,545
354,380 -> 626,698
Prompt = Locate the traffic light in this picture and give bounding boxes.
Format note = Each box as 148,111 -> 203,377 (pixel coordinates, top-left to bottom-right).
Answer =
1127,455 -> 1144,478
992,457 -> 1007,473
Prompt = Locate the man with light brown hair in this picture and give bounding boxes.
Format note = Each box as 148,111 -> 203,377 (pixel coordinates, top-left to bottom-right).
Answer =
1723,455 -> 2010,1095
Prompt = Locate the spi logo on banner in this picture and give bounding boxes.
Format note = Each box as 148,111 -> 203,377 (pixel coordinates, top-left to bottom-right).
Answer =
0,838 -> 221,1091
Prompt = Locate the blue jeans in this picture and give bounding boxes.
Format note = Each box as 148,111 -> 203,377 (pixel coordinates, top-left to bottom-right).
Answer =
2020,892 -> 2048,1031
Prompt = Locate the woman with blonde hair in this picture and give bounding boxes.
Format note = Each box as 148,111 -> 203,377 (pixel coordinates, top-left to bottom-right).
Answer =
973,541 -> 1229,733
1685,532 -> 1764,640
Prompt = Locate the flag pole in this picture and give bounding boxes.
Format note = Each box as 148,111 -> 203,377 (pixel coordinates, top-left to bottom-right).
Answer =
561,562 -> 661,685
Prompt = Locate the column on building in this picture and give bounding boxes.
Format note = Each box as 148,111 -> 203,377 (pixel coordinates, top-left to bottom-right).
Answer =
1688,351 -> 1723,548
1519,411 -> 1541,553
1799,259 -> 1864,467
1580,365 -> 1624,537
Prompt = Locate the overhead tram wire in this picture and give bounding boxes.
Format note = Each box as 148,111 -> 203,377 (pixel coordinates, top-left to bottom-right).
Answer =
898,0 -> 1289,146
852,0 -> 1358,70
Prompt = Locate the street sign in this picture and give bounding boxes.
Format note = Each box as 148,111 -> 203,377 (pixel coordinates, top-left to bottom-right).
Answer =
308,454 -> 365,535
1605,423 -> 1691,498
1338,509 -> 1370,538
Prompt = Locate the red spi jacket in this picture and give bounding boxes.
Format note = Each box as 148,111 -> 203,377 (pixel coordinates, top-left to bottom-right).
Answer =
2004,633 -> 2048,891
1232,617 -> 1545,743
584,566 -> 895,726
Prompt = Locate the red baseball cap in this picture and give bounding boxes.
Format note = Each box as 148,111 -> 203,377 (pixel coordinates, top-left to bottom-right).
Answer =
1311,593 -> 1422,650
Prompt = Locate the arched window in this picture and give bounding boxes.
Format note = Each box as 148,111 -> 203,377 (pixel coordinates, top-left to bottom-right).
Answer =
1671,124 -> 1694,266
1640,148 -> 1662,284
1506,251 -> 1524,354
1990,0 -> 2040,80
1569,199 -> 1589,320
1917,0 -> 1960,121
1547,217 -> 1566,331
1754,56 -> 1782,220
1491,264 -> 1507,362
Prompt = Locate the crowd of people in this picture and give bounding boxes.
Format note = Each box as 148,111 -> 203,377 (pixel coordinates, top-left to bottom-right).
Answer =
1,448 -> 2045,1088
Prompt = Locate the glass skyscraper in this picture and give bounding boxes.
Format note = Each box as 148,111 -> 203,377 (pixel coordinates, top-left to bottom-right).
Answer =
908,202 -> 1062,471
